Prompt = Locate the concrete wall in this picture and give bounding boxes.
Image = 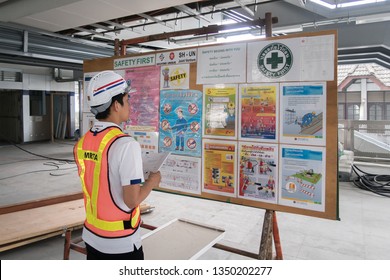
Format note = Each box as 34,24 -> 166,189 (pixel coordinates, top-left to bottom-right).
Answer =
0,63 -> 76,143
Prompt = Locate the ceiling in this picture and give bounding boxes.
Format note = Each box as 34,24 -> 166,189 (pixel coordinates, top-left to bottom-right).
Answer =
0,0 -> 390,71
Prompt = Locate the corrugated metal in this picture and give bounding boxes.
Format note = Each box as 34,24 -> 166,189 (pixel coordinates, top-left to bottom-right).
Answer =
0,23 -> 113,70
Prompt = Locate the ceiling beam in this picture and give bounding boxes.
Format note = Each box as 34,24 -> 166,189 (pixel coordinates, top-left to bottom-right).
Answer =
91,23 -> 114,32
175,4 -> 211,22
74,28 -> 114,39
234,0 -> 255,17
103,20 -> 128,29
120,17 -> 278,47
137,13 -> 174,29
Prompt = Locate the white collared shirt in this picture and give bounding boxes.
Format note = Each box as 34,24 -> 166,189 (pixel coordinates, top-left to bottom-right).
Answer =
82,121 -> 144,254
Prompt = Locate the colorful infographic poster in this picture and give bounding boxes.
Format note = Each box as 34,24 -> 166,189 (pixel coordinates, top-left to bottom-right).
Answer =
238,142 -> 278,204
160,64 -> 190,90
159,154 -> 201,195
203,84 -> 238,140
239,84 -> 278,142
202,139 -> 237,197
124,130 -> 159,155
280,82 -> 326,146
279,145 -> 326,212
159,89 -> 202,157
124,66 -> 160,131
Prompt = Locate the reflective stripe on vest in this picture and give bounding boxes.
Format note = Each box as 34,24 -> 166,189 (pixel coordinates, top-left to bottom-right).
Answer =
74,127 -> 140,236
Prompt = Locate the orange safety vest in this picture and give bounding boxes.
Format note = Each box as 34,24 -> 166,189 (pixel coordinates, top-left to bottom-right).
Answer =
74,126 -> 141,238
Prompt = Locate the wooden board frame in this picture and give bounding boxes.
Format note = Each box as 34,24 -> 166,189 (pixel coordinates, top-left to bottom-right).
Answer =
84,29 -> 339,220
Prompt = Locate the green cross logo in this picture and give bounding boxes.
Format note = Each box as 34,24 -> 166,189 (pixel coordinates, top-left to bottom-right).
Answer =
257,42 -> 293,78
267,52 -> 284,69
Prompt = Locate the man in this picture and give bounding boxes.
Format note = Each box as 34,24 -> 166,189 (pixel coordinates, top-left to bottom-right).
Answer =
172,107 -> 187,151
74,70 -> 161,260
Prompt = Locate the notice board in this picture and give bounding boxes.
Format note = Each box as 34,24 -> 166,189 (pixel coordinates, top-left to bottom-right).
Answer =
83,29 -> 339,220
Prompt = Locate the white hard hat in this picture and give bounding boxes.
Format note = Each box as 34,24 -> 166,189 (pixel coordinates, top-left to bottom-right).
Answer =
87,70 -> 127,115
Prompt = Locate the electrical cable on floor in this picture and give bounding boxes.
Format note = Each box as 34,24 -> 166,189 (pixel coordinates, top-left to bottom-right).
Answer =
0,135 -> 77,179
0,162 -> 77,181
44,161 -> 77,176
351,164 -> 390,198
12,142 -> 75,163
0,133 -> 75,163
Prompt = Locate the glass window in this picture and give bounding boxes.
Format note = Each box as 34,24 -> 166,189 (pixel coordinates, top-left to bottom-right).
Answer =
385,104 -> 390,120
338,104 -> 345,119
347,104 -> 359,120
368,104 -> 383,120
30,91 -> 46,116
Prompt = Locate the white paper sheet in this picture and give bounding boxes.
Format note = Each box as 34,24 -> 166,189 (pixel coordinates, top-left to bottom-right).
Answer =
142,152 -> 171,178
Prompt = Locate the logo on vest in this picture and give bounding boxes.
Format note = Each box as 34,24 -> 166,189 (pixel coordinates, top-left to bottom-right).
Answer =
84,151 -> 98,161
257,42 -> 293,78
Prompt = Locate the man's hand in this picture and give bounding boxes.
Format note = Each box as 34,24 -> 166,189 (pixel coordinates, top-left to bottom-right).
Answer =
146,171 -> 161,188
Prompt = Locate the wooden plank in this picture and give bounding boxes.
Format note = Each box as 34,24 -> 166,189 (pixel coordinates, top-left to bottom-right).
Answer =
1,230 -> 64,252
0,193 -> 83,215
0,199 -> 85,246
0,197 -> 155,253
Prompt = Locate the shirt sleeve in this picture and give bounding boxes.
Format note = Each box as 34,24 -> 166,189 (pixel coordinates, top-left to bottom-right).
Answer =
117,137 -> 144,186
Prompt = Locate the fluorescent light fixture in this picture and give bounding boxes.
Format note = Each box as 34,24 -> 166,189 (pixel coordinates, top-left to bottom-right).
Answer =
172,35 -> 217,46
216,33 -> 258,43
273,25 -> 303,33
356,12 -> 390,24
338,0 -> 385,8
310,0 -> 386,9
310,0 -> 336,9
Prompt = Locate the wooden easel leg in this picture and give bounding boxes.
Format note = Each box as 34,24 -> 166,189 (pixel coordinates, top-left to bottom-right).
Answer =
258,209 -> 273,260
63,229 -> 71,260
272,211 -> 283,260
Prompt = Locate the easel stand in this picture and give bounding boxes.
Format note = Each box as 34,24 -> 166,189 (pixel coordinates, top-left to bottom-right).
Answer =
212,209 -> 283,260
259,210 -> 283,260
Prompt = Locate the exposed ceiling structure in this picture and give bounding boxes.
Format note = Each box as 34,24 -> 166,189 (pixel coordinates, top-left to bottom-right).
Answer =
0,0 -> 390,71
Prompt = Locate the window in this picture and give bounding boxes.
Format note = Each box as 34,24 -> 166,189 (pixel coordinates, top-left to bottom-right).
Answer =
386,104 -> 390,120
30,91 -> 46,116
338,104 -> 345,119
0,70 -> 22,82
347,104 -> 360,120
368,103 -> 383,120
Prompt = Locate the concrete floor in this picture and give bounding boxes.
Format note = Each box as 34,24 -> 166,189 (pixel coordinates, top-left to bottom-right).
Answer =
0,140 -> 389,260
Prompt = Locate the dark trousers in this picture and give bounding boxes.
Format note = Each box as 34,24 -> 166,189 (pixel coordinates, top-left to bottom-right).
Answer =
85,243 -> 144,260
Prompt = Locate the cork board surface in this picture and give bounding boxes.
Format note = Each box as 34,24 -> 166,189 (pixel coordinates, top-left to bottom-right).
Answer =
84,30 -> 339,220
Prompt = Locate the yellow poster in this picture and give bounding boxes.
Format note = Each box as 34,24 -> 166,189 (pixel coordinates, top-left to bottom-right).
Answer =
202,139 -> 237,197
203,84 -> 238,140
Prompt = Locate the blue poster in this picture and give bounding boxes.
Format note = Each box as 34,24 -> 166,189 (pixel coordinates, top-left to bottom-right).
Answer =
159,89 -> 202,157
279,145 -> 326,212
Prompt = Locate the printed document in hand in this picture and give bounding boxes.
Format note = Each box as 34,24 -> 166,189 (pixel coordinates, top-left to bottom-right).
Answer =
142,152 -> 170,179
